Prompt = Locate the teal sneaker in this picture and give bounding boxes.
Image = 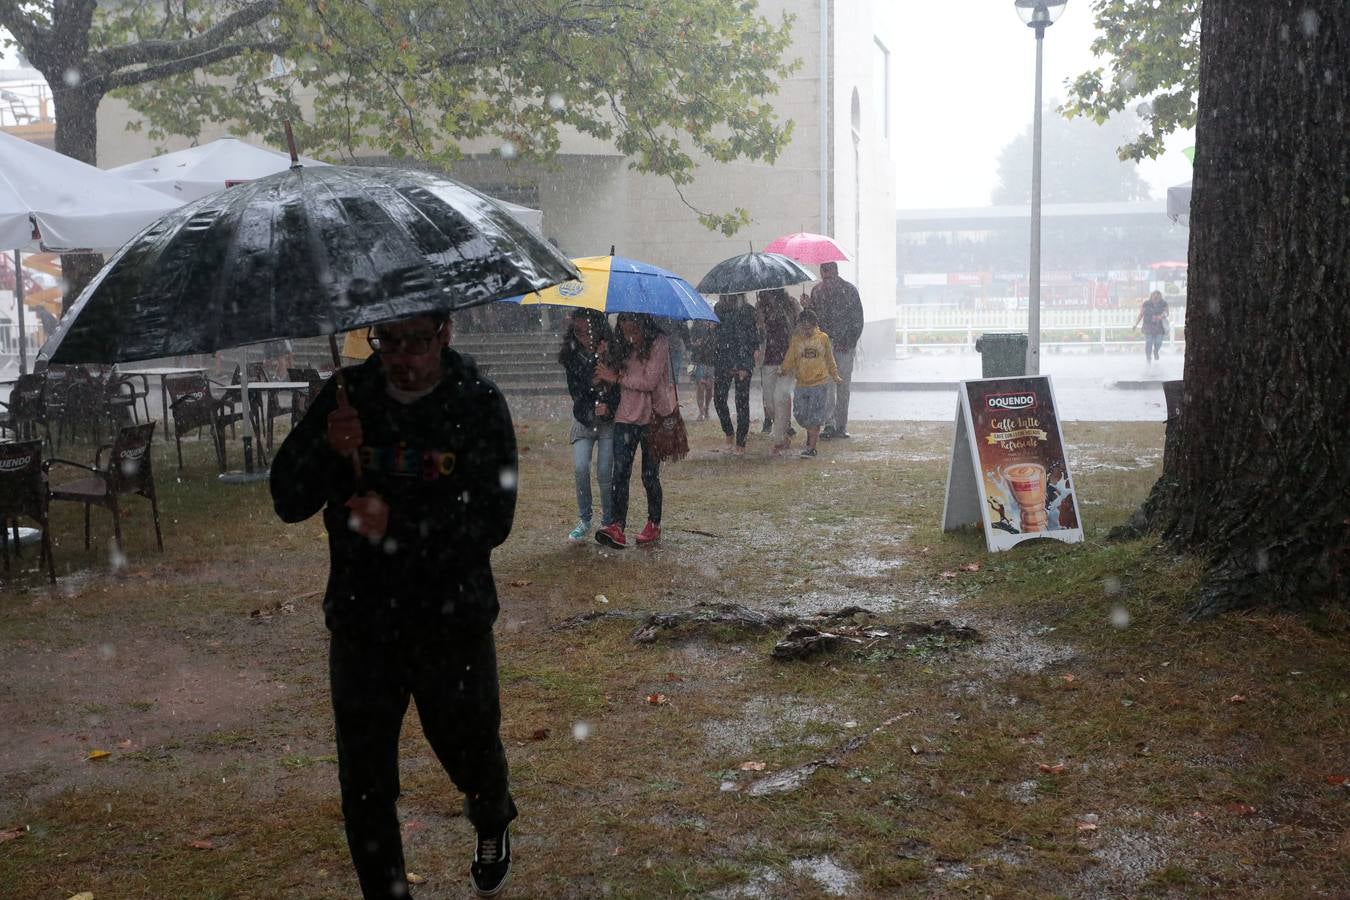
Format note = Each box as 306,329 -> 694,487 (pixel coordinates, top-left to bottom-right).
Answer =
567,519 -> 592,543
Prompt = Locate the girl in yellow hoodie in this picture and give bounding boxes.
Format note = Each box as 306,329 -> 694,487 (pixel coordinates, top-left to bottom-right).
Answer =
777,309 -> 843,458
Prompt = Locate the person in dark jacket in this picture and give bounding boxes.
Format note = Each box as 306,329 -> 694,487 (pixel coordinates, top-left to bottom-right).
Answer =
559,308 -> 619,542
712,293 -> 761,454
270,312 -> 517,900
805,261 -> 865,439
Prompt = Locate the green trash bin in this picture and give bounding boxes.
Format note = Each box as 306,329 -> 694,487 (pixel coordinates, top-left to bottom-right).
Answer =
974,332 -> 1028,378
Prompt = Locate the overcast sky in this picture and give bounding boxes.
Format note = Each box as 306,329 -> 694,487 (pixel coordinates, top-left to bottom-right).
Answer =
876,0 -> 1195,209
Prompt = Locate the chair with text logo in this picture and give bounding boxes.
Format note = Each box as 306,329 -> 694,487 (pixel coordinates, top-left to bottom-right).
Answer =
46,423 -> 163,552
0,373 -> 53,450
165,373 -> 242,472
0,439 -> 56,582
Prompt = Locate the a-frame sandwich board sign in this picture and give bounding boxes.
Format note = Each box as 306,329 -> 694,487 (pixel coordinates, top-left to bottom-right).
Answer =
942,375 -> 1084,552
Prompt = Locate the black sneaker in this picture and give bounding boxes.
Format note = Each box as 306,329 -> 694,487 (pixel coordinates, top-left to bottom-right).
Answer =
471,825 -> 512,897
820,425 -> 837,440
832,430 -> 851,439
800,447 -> 817,458
760,419 -> 773,434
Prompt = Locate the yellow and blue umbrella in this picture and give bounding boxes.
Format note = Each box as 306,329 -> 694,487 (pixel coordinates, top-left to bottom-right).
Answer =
503,254 -> 719,322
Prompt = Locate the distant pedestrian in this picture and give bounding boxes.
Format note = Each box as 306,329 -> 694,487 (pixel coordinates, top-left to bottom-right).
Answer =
712,293 -> 761,455
756,288 -> 800,446
804,261 -> 864,439
689,320 -> 716,420
593,312 -> 676,549
663,319 -> 690,386
779,309 -> 841,458
1133,290 -> 1169,361
559,308 -> 619,543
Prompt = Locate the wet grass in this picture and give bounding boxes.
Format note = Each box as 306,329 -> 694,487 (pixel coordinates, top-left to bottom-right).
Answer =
1,417 -> 1346,897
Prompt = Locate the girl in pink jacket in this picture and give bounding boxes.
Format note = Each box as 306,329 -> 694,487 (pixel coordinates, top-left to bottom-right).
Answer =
593,313 -> 676,548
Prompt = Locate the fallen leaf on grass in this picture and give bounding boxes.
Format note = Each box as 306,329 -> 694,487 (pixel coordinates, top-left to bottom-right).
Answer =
1060,674 -> 1077,683
960,562 -> 981,572
1226,803 -> 1257,816
738,761 -> 767,772
189,839 -> 214,850
1039,763 -> 1067,775
0,825 -> 26,843
86,749 -> 111,761
507,580 -> 532,587
1228,694 -> 1247,704
530,728 -> 550,741
595,594 -> 609,604
939,571 -> 957,580
117,739 -> 133,750
67,893 -> 94,900
1325,775 -> 1348,787
611,846 -> 624,856
645,693 -> 668,706
664,672 -> 685,683
1076,820 -> 1099,832
406,872 -> 426,885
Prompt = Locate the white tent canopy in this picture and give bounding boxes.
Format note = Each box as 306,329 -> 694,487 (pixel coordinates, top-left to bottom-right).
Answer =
0,130 -> 183,251
108,138 -> 546,234
107,137 -> 328,203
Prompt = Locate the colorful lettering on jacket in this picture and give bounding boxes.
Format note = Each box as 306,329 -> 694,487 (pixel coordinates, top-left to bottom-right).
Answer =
359,444 -> 457,479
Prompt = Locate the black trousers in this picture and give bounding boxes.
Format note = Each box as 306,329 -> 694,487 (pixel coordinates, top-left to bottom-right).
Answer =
611,421 -> 661,528
714,367 -> 751,447
330,626 -> 516,900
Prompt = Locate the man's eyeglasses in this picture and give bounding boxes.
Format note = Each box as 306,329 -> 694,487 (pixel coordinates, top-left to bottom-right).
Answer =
367,325 -> 444,354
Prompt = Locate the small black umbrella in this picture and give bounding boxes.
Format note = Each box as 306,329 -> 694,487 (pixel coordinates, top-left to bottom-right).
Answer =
695,250 -> 815,295
42,164 -> 578,364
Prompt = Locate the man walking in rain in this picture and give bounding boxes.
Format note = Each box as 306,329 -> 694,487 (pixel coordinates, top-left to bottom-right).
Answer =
271,312 -> 518,899
804,261 -> 864,439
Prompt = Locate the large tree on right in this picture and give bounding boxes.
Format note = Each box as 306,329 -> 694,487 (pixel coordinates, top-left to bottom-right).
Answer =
1135,1 -> 1348,616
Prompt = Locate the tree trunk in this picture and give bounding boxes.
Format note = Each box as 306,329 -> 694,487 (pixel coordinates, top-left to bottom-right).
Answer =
1136,1 -> 1349,617
50,85 -> 106,313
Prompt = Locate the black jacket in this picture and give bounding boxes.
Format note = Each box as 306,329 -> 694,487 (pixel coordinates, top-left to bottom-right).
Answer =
713,302 -> 761,371
270,350 -> 517,637
561,345 -> 620,429
807,277 -> 865,352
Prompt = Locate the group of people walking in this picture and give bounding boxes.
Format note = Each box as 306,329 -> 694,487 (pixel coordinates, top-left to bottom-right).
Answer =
562,262 -> 865,544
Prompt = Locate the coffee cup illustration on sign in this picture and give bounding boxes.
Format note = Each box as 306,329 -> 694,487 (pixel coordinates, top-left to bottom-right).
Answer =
1004,463 -> 1048,532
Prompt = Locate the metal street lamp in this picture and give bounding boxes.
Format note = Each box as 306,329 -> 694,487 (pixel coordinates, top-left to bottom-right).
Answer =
1014,0 -> 1066,375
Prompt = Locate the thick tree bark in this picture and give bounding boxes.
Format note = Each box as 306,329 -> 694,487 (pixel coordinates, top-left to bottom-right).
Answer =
1136,1 -> 1349,616
49,86 -> 105,312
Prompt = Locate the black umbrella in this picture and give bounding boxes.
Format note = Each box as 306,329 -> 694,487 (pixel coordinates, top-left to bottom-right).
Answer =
42,164 -> 578,364
695,251 -> 815,295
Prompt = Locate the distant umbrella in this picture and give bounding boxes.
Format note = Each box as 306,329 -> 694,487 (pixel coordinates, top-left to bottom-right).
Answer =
695,251 -> 814,294
42,164 -> 578,364
763,231 -> 850,265
504,254 -> 718,322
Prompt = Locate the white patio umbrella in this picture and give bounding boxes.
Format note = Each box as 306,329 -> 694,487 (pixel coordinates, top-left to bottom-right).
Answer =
0,130 -> 183,372
107,137 -> 329,202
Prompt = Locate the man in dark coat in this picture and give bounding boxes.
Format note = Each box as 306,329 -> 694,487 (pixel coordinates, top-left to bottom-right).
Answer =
270,312 -> 517,899
711,293 -> 762,453
805,261 -> 864,438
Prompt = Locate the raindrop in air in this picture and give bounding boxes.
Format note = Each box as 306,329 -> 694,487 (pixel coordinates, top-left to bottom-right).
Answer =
62,68 -> 81,87
1299,9 -> 1320,38
1102,576 -> 1122,595
99,642 -> 116,660
1109,605 -> 1130,629
499,140 -> 517,159
548,93 -> 565,111
572,721 -> 592,741
109,542 -> 127,571
499,467 -> 517,489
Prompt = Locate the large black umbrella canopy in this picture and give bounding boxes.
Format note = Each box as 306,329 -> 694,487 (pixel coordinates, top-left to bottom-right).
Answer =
695,251 -> 814,295
43,165 -> 579,364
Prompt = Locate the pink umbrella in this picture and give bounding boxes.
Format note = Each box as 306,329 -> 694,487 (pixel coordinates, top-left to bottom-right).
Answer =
763,231 -> 850,264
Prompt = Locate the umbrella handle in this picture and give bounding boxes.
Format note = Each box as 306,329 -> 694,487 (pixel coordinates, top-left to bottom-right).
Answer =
328,333 -> 362,481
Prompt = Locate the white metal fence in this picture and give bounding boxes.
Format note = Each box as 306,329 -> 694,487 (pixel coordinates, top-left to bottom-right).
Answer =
896,306 -> 1186,349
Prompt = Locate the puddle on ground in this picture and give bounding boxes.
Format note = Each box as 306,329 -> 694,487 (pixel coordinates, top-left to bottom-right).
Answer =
704,696 -> 845,757
789,856 -> 859,896
970,625 -> 1076,675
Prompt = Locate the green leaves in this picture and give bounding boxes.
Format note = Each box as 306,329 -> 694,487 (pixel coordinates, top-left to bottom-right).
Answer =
1059,0 -> 1200,161
96,0 -> 798,234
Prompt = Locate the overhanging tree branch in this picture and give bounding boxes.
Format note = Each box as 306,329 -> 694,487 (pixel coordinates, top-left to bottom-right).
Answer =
0,0 -> 54,66
89,0 -> 278,74
97,39 -> 285,91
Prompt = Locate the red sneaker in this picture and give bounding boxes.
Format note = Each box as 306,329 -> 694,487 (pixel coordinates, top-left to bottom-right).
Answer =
595,522 -> 627,549
635,521 -> 661,545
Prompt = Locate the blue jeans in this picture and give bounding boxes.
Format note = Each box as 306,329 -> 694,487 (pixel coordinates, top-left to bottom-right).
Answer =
573,428 -> 614,525
1144,332 -> 1164,358
611,422 -> 661,528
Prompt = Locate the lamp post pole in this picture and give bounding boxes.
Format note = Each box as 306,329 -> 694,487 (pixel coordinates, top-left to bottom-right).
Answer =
1027,22 -> 1045,375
